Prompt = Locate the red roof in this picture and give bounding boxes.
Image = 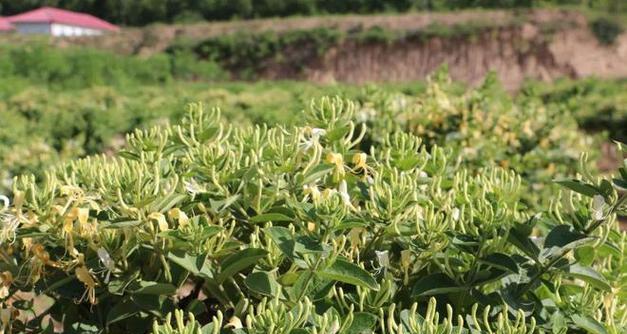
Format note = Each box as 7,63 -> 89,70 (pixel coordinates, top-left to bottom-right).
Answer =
0,17 -> 14,31
7,7 -> 118,31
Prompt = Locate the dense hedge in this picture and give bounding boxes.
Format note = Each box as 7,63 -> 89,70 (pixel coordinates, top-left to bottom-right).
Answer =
1,0 -> 625,26
0,99 -> 625,333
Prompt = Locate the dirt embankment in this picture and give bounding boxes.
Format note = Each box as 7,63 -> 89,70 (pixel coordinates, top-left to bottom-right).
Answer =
28,10 -> 627,89
296,24 -> 627,90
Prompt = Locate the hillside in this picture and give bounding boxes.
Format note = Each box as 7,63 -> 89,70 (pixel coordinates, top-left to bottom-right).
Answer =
10,9 -> 622,90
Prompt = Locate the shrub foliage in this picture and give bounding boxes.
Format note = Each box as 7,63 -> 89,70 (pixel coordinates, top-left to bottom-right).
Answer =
0,97 -> 625,333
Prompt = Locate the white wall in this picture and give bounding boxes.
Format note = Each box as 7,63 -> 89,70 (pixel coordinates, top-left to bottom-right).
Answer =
51,23 -> 103,37
13,22 -> 104,36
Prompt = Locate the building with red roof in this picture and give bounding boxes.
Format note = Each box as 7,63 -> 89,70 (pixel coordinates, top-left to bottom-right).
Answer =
0,17 -> 14,32
6,7 -> 118,37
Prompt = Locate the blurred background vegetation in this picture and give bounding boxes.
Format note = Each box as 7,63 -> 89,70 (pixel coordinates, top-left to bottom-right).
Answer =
0,0 -> 625,26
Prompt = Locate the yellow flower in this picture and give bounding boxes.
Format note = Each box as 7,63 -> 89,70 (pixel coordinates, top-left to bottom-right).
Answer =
303,184 -> 321,202
0,271 -> 13,299
349,228 -> 363,250
326,152 -> 345,178
167,208 -> 189,228
149,212 -> 169,232
75,266 -> 98,304
352,153 -> 368,170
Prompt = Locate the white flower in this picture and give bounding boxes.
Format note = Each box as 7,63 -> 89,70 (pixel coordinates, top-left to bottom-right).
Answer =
299,127 -> 327,151
97,247 -> 115,283
0,195 -> 8,210
303,184 -> 321,202
375,250 -> 390,269
591,195 -> 606,221
451,207 -> 460,221
97,248 -> 115,271
183,178 -> 204,196
328,319 -> 340,334
391,95 -> 408,111
338,180 -> 351,206
0,215 -> 19,245
311,128 -> 327,138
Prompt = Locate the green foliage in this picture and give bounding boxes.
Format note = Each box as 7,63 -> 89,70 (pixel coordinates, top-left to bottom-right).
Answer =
590,17 -> 624,45
0,99 -> 624,333
0,43 -> 227,89
521,78 -> 627,142
353,72 -> 597,208
192,28 -> 345,78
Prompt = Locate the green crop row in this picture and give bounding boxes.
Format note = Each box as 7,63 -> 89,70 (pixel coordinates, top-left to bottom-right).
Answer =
0,98 -> 625,333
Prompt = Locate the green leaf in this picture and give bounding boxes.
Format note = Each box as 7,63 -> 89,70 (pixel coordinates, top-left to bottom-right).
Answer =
303,163 -> 334,184
265,226 -> 295,259
151,193 -> 187,213
545,225 -> 594,252
318,259 -> 378,290
555,180 -> 600,197
345,312 -> 378,334
250,213 -> 293,223
478,253 -> 519,273
508,225 -> 540,259
105,219 -> 143,229
133,281 -> 177,295
167,251 -> 212,279
218,248 -> 268,283
571,314 -> 608,334
565,264 -> 611,291
289,270 -> 333,302
106,298 -> 137,326
412,273 -> 465,296
244,271 -> 279,297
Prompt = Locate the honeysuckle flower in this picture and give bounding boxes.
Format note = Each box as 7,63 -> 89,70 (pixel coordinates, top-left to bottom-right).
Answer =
300,127 -> 326,151
168,208 -> 189,228
338,180 -> 351,206
0,196 -> 8,209
329,319 -> 340,334
356,107 -> 376,123
375,250 -> 390,269
303,184 -> 321,202
225,316 -> 243,329
149,212 -> 169,232
183,178 -> 205,196
591,195 -> 606,221
326,152 -> 345,178
451,207 -> 460,221
97,247 -> 114,283
349,227 -> 363,249
0,271 -> 13,299
0,212 -> 19,245
75,265 -> 98,304
352,153 -> 367,169
418,171 -> 429,191
97,248 -> 115,271
391,95 -> 408,111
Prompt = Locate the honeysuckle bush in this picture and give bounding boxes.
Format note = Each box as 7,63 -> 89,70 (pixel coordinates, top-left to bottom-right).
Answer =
352,72 -> 598,209
0,100 -> 625,333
